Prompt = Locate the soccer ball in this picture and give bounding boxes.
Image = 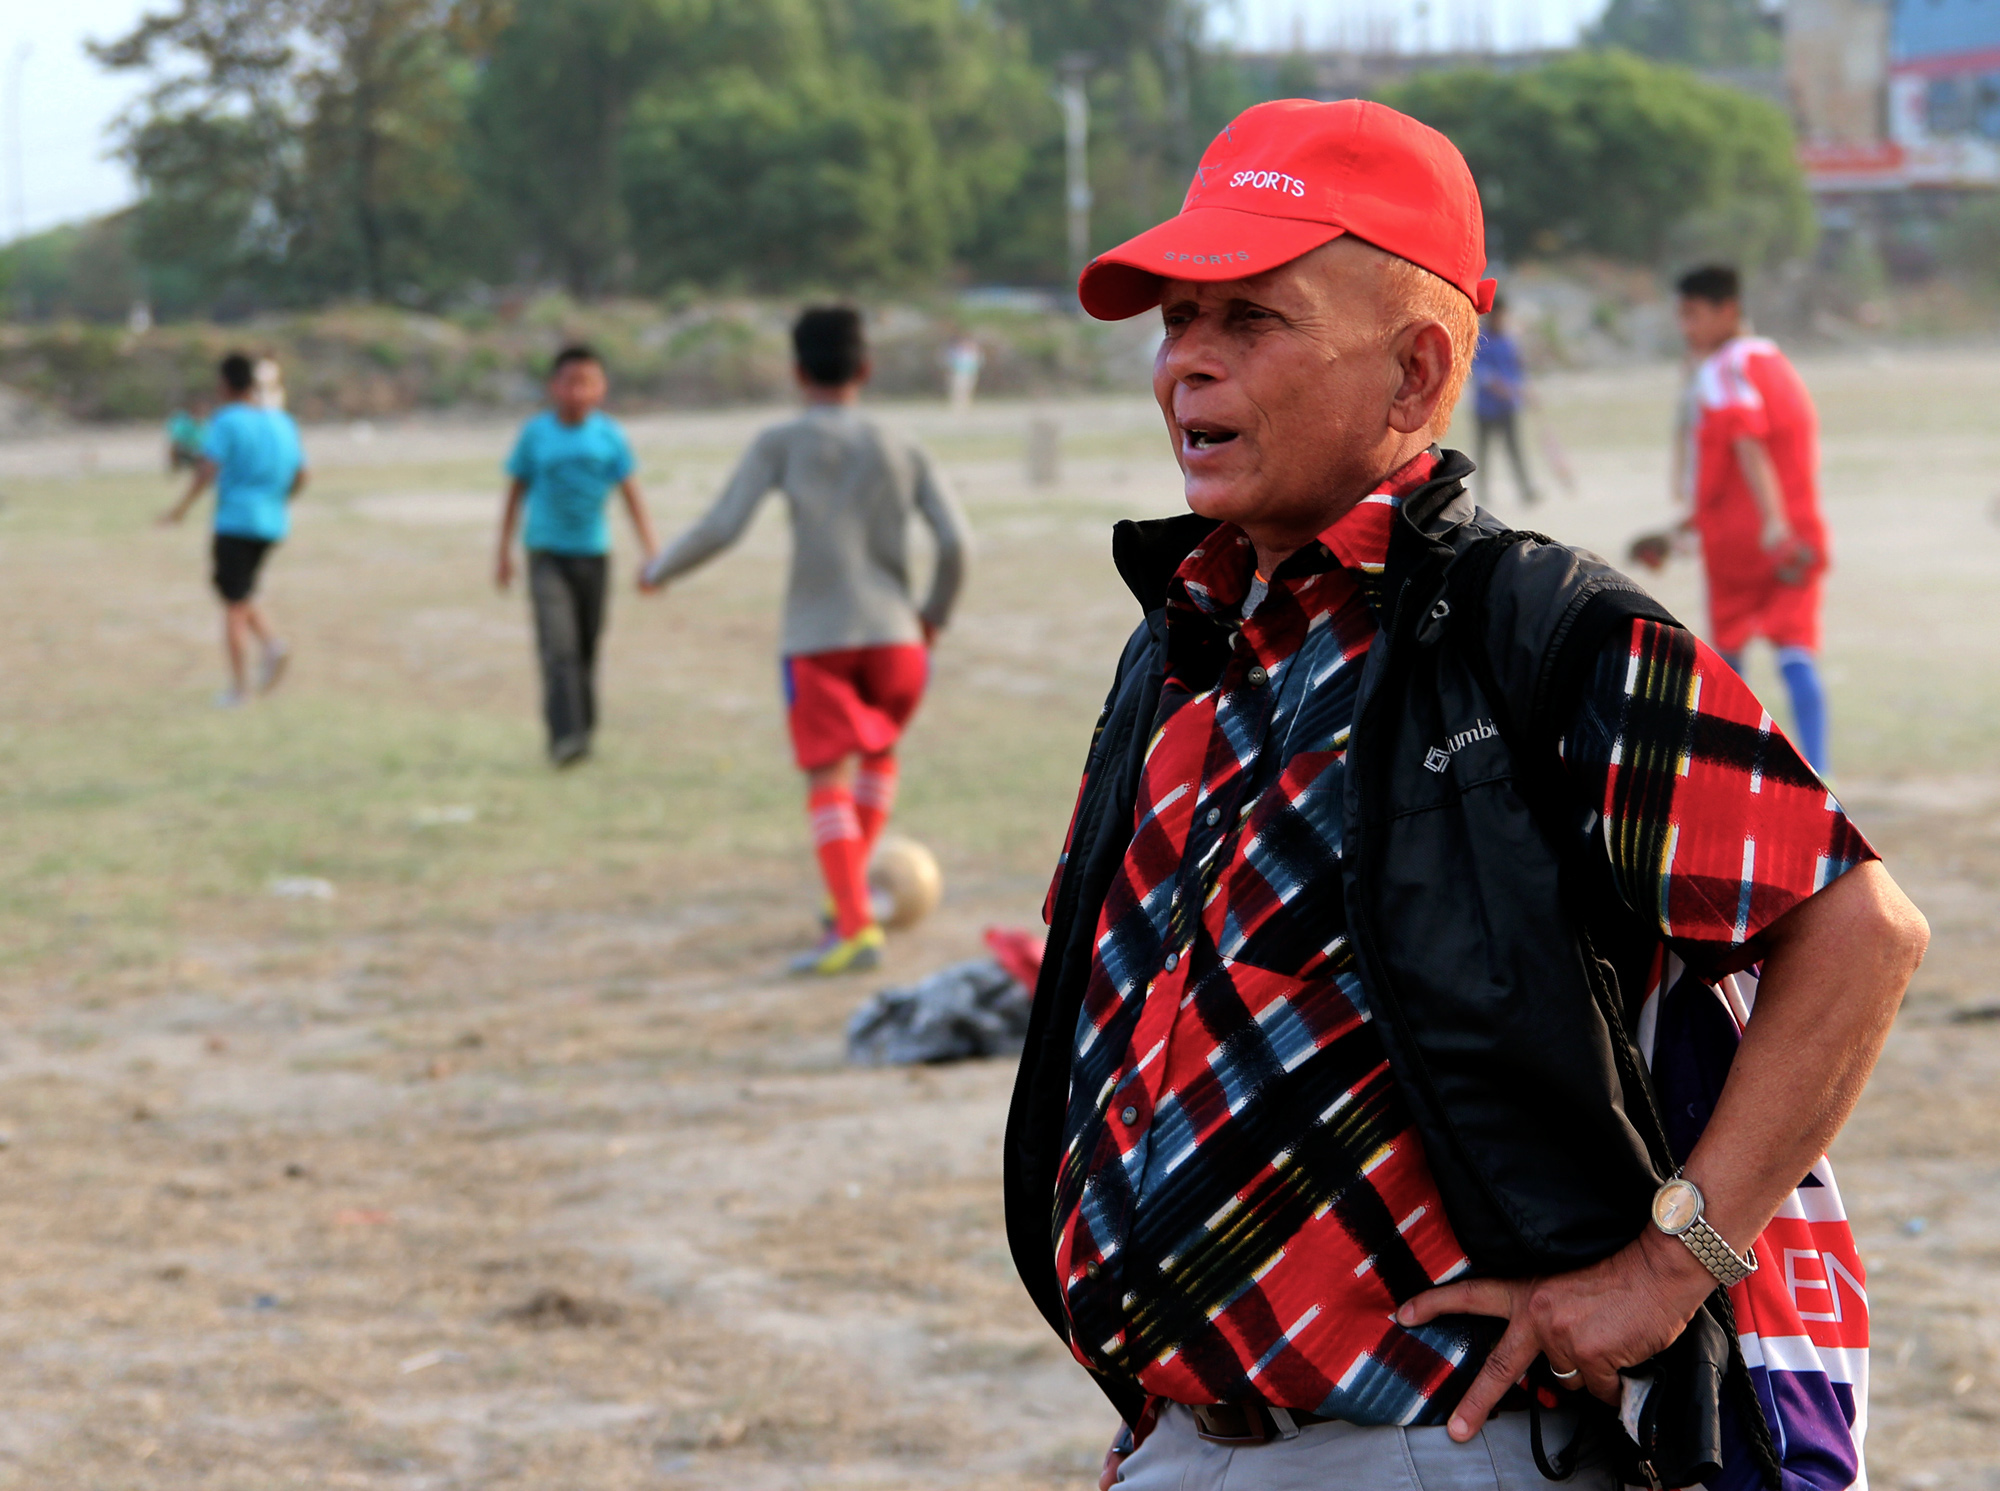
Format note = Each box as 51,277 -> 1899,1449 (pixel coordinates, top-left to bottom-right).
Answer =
869,834 -> 943,930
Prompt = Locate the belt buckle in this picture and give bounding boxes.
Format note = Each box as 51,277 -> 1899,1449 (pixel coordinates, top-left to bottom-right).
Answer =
1191,1404 -> 1271,1445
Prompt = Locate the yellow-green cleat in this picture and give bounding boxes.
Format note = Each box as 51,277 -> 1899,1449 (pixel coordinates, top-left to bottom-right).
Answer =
787,924 -> 885,977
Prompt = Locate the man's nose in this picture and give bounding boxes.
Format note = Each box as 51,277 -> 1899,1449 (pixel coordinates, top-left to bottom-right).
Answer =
1159,324 -> 1224,386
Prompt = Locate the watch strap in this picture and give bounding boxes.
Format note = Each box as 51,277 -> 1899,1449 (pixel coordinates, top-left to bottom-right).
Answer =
1675,1215 -> 1759,1289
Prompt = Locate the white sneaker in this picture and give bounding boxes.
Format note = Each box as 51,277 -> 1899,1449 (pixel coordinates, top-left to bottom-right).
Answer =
257,642 -> 291,695
215,688 -> 247,709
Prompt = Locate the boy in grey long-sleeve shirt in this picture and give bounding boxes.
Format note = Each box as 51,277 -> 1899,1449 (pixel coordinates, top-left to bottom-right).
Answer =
642,307 -> 970,976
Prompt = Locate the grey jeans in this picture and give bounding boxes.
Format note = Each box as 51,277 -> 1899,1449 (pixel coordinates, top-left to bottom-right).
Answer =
527,550 -> 607,751
1112,1403 -> 1616,1491
1475,410 -> 1538,506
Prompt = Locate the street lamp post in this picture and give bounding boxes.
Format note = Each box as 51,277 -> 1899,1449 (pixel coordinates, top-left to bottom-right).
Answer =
7,42 -> 30,244
1056,53 -> 1092,303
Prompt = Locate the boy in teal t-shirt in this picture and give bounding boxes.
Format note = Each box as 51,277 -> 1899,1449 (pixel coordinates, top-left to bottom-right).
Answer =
159,351 -> 308,706
495,345 -> 657,765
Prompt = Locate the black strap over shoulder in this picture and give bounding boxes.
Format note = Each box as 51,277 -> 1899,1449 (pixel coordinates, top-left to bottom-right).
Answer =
1446,529 -> 1781,1491
1444,528 -> 1676,754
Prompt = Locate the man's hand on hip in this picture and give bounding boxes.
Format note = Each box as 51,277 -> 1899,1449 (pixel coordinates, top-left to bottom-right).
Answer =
1397,1227 -> 1716,1442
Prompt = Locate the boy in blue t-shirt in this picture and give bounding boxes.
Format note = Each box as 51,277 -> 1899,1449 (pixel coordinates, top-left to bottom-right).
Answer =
159,351 -> 309,706
1472,292 -> 1539,506
495,345 -> 658,766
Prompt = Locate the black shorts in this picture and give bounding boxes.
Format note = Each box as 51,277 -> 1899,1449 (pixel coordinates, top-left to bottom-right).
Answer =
211,534 -> 275,603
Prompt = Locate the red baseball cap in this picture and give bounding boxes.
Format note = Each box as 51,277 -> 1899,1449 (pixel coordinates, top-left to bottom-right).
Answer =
1077,98 -> 1496,321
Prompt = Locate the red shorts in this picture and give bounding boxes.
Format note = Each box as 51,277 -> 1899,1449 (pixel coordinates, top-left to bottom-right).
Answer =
782,644 -> 929,771
1707,573 -> 1823,655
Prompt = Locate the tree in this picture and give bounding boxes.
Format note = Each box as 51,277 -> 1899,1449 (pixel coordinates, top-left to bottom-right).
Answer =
1381,51 -> 1813,270
292,0 -> 491,299
1589,0 -> 1781,70
462,0 -> 707,295
473,0 -> 1056,293
92,0 -> 490,310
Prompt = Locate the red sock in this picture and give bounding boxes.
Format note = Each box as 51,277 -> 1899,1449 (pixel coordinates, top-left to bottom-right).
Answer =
854,754 -> 899,854
808,785 -> 873,938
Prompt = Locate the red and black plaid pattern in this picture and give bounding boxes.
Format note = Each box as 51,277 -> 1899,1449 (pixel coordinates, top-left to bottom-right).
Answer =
1563,619 -> 1876,962
1051,454 -> 1489,1423
1051,463 -> 1876,1426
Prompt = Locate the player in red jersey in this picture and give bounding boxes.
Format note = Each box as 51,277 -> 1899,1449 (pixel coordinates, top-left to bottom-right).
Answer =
1675,264 -> 1831,770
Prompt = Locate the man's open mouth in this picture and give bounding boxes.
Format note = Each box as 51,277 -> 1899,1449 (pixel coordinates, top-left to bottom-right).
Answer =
1185,425 -> 1239,449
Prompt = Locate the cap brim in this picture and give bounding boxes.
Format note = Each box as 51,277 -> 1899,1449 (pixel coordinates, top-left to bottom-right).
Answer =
1077,207 -> 1347,321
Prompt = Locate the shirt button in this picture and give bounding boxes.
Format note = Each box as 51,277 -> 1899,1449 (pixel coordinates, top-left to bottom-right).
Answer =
1086,1261 -> 1102,1280
1164,952 -> 1180,972
1121,1105 -> 1139,1125
1247,665 -> 1269,686
1205,807 -> 1221,827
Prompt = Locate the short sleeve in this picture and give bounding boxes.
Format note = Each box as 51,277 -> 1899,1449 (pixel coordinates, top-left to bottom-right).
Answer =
1694,346 -> 1770,444
607,421 -> 635,482
201,415 -> 233,465
1560,618 -> 1877,975
504,421 -> 536,481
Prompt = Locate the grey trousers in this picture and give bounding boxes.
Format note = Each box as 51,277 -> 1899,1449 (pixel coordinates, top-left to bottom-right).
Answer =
1475,410 -> 1538,506
527,550 -> 607,751
1112,1403 -> 1617,1491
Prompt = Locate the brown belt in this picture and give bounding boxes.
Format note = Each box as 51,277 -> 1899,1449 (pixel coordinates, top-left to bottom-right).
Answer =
1188,1392 -> 1530,1446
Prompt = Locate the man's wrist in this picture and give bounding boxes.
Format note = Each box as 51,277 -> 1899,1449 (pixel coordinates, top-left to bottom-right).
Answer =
1638,1219 -> 1722,1302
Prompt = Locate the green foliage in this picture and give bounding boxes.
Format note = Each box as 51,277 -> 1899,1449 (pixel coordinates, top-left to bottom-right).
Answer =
464,0 -> 710,296
1381,51 -> 1813,270
93,0 -> 498,312
47,0 -> 1245,313
623,72 -> 950,291
1941,195 -> 2000,292
123,110 -> 286,317
1589,0 -> 1781,69
0,218 -> 145,321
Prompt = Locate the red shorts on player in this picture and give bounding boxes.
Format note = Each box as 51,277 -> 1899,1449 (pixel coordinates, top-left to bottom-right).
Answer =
1707,572 -> 1822,656
783,644 -> 928,771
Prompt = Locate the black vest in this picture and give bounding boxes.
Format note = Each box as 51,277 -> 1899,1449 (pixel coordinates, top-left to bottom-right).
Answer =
1002,453 -> 1684,1424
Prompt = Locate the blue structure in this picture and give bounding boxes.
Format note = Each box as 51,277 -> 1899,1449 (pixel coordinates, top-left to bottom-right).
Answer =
1892,0 -> 2000,143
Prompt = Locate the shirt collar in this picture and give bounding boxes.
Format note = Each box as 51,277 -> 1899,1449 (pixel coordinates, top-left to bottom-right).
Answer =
1168,447 -> 1441,621
1318,448 -> 1438,579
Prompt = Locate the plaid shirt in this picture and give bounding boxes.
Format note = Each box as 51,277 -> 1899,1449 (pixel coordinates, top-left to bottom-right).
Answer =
1051,456 -> 1876,1423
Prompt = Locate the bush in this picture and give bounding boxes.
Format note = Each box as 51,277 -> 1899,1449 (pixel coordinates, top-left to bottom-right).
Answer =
1381,51 -> 1814,270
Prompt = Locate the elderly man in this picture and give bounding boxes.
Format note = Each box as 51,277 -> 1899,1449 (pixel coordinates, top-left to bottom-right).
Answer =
1003,100 -> 1926,1491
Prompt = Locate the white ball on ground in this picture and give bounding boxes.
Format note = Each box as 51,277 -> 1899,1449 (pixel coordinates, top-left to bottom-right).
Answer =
868,834 -> 942,930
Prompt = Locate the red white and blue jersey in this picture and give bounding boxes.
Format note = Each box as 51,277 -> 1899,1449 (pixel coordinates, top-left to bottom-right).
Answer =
1051,452 -> 1878,1437
1642,957 -> 1873,1491
1689,336 -> 1826,591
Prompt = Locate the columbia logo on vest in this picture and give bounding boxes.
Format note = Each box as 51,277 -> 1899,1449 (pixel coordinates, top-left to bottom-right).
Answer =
1424,719 -> 1498,772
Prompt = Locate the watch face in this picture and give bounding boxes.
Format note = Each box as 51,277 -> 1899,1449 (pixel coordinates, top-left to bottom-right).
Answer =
1653,1180 -> 1702,1234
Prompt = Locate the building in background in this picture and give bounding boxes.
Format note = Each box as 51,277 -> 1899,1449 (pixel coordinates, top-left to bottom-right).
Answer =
1793,0 -> 2000,192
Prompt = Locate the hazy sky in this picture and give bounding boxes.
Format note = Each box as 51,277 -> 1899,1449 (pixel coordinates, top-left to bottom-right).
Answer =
2,0 -> 1613,244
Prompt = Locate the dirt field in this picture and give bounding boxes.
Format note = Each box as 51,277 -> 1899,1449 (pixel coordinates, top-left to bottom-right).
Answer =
1,350 -> 1997,1489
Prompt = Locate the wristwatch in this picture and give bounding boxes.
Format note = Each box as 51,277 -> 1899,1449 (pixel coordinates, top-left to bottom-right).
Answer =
1651,1175 -> 1759,1289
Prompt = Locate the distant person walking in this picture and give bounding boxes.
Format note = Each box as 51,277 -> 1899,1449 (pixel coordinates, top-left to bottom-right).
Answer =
495,345 -> 659,767
642,307 -> 970,976
1471,293 -> 1537,505
1675,264 -> 1832,771
944,334 -> 984,413
158,351 -> 307,707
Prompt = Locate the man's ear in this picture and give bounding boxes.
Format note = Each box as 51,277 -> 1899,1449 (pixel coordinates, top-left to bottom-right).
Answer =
1387,320 -> 1454,437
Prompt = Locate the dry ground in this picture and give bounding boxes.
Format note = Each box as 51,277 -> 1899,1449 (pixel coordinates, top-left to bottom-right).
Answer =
0,351 -> 1997,1489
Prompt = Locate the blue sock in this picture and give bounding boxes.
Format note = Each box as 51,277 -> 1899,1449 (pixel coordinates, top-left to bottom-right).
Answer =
1777,647 -> 1829,773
